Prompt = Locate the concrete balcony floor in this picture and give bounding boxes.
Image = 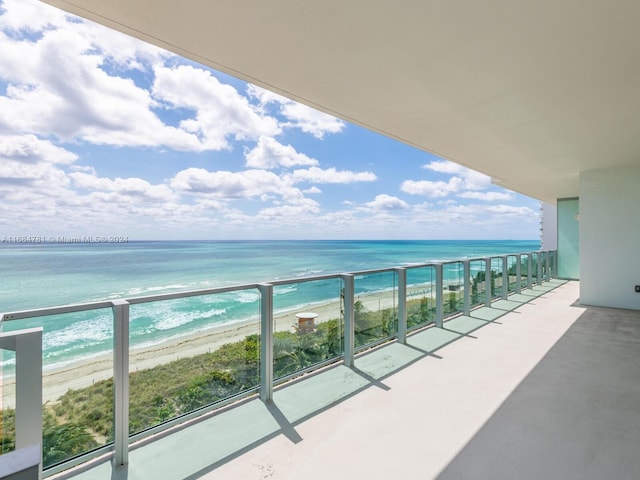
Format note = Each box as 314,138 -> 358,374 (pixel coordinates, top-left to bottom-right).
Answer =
55,280 -> 640,480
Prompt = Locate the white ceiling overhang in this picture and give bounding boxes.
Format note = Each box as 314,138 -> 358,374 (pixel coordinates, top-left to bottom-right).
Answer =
40,0 -> 640,203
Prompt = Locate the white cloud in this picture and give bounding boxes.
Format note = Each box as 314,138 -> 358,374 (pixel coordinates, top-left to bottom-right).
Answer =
247,84 -> 345,139
257,198 -> 321,219
287,166 -> 377,184
171,167 -> 297,200
0,134 -> 77,164
487,205 -> 537,216
0,3 -> 284,152
366,194 -> 409,211
0,135 -> 76,200
70,172 -> 175,202
244,136 -> 318,169
246,84 -> 289,107
0,0 -> 67,32
458,191 -> 514,201
422,160 -> 492,191
0,159 -> 69,189
152,65 -> 280,150
423,160 -> 465,175
280,102 -> 345,139
0,15 -> 203,150
401,177 -> 463,198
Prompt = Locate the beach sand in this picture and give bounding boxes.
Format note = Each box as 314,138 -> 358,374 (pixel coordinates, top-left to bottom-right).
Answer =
1,288 -> 405,407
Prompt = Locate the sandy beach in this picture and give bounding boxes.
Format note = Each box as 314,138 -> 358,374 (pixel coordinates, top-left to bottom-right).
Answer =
1,288 -> 405,407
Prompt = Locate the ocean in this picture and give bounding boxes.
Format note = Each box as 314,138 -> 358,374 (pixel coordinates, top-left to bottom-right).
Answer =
0,240 -> 539,369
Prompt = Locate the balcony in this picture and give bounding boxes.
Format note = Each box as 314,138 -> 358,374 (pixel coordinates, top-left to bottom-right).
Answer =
3,251 -> 640,478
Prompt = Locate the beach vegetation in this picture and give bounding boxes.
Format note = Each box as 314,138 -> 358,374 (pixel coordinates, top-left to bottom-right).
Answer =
0,408 -> 16,454
3,303 -> 406,469
42,411 -> 98,466
407,296 -> 434,329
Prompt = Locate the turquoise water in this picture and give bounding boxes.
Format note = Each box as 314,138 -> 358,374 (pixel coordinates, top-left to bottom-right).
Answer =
0,240 -> 539,368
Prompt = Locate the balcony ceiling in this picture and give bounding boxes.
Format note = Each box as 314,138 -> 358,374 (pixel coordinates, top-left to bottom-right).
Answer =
41,0 -> 640,203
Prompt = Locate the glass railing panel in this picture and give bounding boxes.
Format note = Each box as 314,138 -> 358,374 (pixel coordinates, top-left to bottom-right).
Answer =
443,262 -> 464,318
519,253 -> 530,289
549,250 -> 557,277
406,265 -> 436,330
0,349 -> 15,456
128,289 -> 260,436
507,255 -> 519,293
491,257 -> 503,299
531,252 -> 539,285
1,308 -> 114,469
469,260 -> 487,308
354,271 -> 397,350
272,277 -> 343,380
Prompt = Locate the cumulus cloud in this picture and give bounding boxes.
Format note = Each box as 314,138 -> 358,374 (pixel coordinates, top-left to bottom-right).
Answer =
257,198 -> 321,219
247,84 -> 345,139
402,160 -> 497,200
0,0 -> 67,32
287,166 -> 376,184
70,172 -> 175,202
0,134 -> 77,164
458,191 -> 514,201
280,102 -> 345,139
171,168 -> 296,200
366,194 -> 409,211
487,205 -> 536,216
0,134 -> 76,197
0,12 -> 204,150
401,177 -> 463,198
423,160 -> 492,191
0,159 -> 68,189
152,65 -> 280,150
0,2 -> 284,152
244,136 -> 318,169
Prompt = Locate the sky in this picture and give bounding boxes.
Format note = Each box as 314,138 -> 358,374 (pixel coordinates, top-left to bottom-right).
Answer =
0,0 -> 540,241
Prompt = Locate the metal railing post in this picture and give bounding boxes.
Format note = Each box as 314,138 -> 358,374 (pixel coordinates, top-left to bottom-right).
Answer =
0,328 -> 43,477
463,260 -> 471,316
435,263 -> 443,328
112,300 -> 130,467
502,256 -> 509,300
515,254 -> 522,294
341,274 -> 355,367
527,253 -> 533,289
395,268 -> 407,344
0,328 -> 43,451
258,284 -> 274,402
485,258 -> 492,307
537,251 -> 543,285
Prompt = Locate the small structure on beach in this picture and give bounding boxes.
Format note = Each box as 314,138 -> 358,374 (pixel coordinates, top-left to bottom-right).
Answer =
296,312 -> 318,334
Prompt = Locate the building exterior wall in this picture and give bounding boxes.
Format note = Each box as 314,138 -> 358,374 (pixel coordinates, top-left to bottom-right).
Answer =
580,165 -> 640,310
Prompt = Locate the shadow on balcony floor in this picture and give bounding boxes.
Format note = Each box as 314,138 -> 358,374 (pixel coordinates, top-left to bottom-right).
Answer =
436,302 -> 640,480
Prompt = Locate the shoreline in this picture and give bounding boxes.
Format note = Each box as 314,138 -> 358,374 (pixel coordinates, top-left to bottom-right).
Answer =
1,287 -> 408,407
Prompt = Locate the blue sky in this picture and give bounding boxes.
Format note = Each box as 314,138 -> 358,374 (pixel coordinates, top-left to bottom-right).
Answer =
0,0 -> 540,240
